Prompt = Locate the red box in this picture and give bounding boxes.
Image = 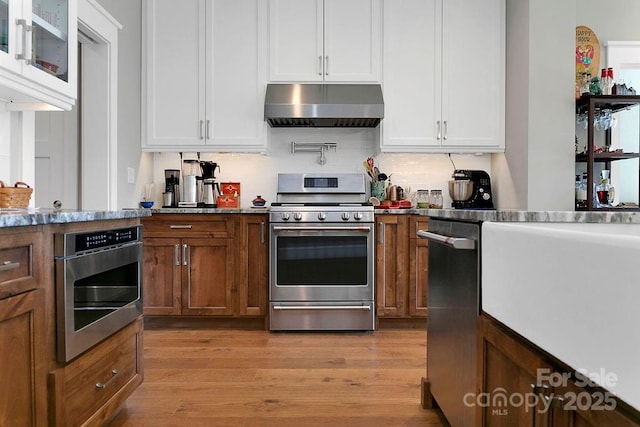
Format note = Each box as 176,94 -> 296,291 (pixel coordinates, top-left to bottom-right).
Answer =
216,195 -> 239,208
220,182 -> 240,197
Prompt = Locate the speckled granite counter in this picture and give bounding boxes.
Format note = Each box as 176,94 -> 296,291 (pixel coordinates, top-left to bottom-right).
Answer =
0,208 -> 151,228
150,207 -> 269,214
83,206 -> 640,224
373,208 -> 640,223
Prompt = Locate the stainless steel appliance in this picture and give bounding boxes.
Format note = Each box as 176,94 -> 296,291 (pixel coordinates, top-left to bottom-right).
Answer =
264,83 -> 384,128
55,225 -> 143,362
449,169 -> 494,209
180,159 -> 201,207
269,173 -> 375,331
163,169 -> 180,207
200,161 -> 221,207
417,219 -> 479,427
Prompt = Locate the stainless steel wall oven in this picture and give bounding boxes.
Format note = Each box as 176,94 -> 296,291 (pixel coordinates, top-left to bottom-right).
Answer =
269,173 -> 375,331
55,225 -> 143,362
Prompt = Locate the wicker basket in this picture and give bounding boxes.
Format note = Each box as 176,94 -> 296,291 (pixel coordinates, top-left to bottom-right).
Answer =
0,181 -> 33,208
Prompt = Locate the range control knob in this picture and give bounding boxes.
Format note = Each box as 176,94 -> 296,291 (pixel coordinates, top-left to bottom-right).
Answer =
280,212 -> 290,221
341,212 -> 351,221
294,212 -> 303,221
483,192 -> 491,201
353,212 -> 363,221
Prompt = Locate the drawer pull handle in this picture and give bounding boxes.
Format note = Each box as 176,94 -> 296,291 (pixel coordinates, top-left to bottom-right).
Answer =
95,369 -> 120,389
170,225 -> 193,229
0,261 -> 20,272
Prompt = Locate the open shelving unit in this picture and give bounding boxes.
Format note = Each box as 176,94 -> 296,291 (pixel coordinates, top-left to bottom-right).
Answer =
575,94 -> 640,211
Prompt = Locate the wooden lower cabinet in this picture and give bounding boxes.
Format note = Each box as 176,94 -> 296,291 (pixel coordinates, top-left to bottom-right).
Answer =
479,314 -> 640,427
0,227 -> 46,426
49,317 -> 143,426
142,214 -> 267,318
375,215 -> 428,318
0,289 -> 46,427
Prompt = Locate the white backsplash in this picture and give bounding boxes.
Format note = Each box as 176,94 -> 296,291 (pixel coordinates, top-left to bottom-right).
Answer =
149,128 -> 492,208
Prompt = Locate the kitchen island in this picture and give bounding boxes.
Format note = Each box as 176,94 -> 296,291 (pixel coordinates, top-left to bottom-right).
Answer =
0,208 -> 148,426
418,210 -> 640,426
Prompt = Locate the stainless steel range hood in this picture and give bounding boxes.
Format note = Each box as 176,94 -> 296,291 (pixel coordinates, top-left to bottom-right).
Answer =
264,83 -> 384,128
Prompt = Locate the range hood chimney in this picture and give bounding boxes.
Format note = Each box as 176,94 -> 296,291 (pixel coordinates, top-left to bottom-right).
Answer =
264,83 -> 384,128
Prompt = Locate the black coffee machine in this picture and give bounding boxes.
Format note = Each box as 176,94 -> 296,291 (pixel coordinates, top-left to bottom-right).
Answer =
451,169 -> 494,209
163,169 -> 180,207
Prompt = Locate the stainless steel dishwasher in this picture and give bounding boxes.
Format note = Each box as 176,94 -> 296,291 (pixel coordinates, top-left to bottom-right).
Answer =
417,218 -> 479,427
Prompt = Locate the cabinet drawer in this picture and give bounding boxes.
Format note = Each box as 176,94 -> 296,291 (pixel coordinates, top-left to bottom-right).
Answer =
0,231 -> 42,298
51,318 -> 143,425
143,215 -> 234,238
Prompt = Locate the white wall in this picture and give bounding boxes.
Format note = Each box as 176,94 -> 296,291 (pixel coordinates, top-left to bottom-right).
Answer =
0,112 -> 9,184
493,0 -> 576,211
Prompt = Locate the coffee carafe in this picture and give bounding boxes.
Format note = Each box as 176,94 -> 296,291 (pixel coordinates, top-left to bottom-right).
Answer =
180,159 -> 201,207
163,169 -> 180,207
200,161 -> 221,207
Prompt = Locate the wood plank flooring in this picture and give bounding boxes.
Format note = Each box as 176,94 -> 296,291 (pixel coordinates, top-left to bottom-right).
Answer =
107,328 -> 447,426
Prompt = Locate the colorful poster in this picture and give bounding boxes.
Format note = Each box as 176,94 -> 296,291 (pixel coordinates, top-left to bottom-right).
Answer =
576,26 -> 600,95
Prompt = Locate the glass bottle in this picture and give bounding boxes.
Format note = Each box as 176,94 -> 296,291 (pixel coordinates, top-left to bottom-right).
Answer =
595,170 -> 615,207
416,190 -> 430,208
429,190 -> 443,209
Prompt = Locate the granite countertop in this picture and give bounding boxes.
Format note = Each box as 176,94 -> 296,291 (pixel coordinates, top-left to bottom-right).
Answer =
374,208 -> 640,223
0,208 -> 152,228
152,206 -> 640,223
151,207 -> 268,214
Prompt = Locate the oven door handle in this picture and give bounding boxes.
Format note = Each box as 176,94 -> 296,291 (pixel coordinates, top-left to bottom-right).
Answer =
273,305 -> 372,311
272,226 -> 372,232
417,230 -> 476,250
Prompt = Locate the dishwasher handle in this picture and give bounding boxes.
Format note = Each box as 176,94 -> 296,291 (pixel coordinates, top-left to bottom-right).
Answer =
417,230 -> 476,250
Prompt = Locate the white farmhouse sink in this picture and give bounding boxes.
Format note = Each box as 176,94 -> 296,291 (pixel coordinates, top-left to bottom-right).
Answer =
482,221 -> 640,410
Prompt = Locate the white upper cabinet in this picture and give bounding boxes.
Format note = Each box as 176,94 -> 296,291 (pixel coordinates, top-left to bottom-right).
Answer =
142,0 -> 267,152
0,0 -> 77,110
381,0 -> 505,153
268,0 -> 381,82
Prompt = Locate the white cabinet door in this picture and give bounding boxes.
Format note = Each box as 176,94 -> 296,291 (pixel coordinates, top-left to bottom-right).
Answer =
0,0 -> 77,110
268,0 -> 380,82
268,0 -> 323,82
207,0 -> 267,151
143,0 -> 205,148
381,0 -> 504,153
323,0 -> 380,82
381,0 -> 440,151
142,0 -> 267,152
441,0 -> 504,151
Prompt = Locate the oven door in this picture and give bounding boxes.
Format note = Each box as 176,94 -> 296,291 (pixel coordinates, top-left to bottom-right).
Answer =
56,242 -> 143,362
270,222 -> 374,302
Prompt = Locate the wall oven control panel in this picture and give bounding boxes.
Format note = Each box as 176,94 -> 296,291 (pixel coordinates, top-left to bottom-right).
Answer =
55,226 -> 143,258
75,227 -> 140,252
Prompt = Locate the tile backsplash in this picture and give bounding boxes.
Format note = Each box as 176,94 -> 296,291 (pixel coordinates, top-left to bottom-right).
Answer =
149,128 -> 492,208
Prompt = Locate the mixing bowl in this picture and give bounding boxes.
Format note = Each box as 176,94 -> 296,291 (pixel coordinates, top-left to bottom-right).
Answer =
448,179 -> 474,201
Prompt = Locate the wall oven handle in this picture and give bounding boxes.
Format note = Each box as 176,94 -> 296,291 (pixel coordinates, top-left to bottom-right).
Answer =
95,369 -> 120,389
273,305 -> 371,311
272,226 -> 372,232
416,230 -> 476,250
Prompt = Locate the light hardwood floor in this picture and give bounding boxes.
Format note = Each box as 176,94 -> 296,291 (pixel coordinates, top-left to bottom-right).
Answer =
107,328 -> 446,426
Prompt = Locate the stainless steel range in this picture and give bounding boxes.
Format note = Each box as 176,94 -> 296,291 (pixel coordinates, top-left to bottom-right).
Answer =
269,173 -> 375,331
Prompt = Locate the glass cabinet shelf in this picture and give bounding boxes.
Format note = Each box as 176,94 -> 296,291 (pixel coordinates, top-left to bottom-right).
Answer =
32,13 -> 67,41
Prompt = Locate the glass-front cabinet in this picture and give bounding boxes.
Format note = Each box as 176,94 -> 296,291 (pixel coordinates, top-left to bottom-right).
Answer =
0,0 -> 77,110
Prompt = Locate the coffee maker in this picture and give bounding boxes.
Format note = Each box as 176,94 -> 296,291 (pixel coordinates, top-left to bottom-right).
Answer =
180,159 -> 201,207
200,161 -> 221,207
450,169 -> 494,209
163,169 -> 180,207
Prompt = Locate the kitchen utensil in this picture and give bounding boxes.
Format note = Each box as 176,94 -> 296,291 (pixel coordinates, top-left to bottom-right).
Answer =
448,179 -> 474,201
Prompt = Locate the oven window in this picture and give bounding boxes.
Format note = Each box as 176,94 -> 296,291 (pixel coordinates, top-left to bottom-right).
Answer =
73,262 -> 139,330
277,236 -> 368,285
